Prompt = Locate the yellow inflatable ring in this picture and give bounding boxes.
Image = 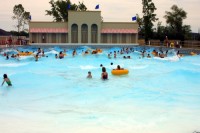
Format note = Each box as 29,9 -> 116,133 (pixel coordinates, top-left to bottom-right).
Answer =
18,52 -> 33,56
97,49 -> 102,53
190,52 -> 197,56
111,69 -> 129,75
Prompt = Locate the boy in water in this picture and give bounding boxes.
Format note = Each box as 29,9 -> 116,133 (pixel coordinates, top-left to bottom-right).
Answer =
1,74 -> 12,86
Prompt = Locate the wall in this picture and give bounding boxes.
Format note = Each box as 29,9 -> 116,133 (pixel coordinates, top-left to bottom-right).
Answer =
29,22 -> 68,43
68,11 -> 101,43
101,22 -> 138,29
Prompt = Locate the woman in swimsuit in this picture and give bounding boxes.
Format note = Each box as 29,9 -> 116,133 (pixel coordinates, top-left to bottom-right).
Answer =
101,67 -> 108,80
1,74 -> 12,86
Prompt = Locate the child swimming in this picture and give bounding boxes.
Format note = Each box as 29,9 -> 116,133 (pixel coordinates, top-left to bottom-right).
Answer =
1,74 -> 12,86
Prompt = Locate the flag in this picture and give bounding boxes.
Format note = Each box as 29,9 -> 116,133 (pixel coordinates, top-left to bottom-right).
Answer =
29,15 -> 32,20
67,4 -> 71,10
95,4 -> 99,9
132,16 -> 137,21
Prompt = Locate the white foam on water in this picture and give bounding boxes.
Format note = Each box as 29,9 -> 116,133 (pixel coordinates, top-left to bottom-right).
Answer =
192,63 -> 200,66
167,55 -> 180,62
0,49 -> 18,54
0,62 -> 29,67
129,65 -> 149,70
19,56 -> 33,60
154,55 -> 179,62
80,65 -> 99,70
45,50 -> 59,54
106,65 -> 117,70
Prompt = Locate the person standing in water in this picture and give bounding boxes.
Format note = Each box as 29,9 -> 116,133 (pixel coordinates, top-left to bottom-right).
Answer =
1,74 -> 12,86
101,67 -> 108,80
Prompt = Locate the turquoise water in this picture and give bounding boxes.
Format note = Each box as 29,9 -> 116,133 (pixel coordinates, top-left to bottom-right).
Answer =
0,46 -> 200,133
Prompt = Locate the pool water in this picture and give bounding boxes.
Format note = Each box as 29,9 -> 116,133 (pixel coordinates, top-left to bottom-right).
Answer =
0,46 -> 200,133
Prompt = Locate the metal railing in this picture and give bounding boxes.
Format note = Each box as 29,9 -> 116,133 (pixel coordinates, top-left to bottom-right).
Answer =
138,40 -> 200,49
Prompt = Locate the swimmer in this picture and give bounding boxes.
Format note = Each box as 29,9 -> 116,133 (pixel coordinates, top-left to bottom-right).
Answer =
101,67 -> 108,80
159,52 -> 165,58
11,54 -> 15,58
55,54 -> 58,59
42,51 -> 45,57
6,54 -> 9,60
59,51 -> 64,59
127,56 -> 131,59
115,65 -> 124,70
37,48 -> 42,54
147,54 -> 151,58
114,51 -> 117,58
72,49 -> 77,56
35,54 -> 39,61
87,71 -> 92,78
1,74 -> 12,86
108,54 -> 111,59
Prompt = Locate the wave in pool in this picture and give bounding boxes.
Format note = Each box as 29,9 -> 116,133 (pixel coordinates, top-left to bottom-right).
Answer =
45,50 -> 59,55
129,65 -> 149,70
80,65 -> 99,70
154,55 -> 179,62
0,62 -> 29,67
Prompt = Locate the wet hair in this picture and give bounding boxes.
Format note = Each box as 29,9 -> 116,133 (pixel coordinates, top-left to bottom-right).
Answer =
88,71 -> 91,74
3,74 -> 8,79
111,62 -> 113,65
102,67 -> 106,72
100,64 -> 103,67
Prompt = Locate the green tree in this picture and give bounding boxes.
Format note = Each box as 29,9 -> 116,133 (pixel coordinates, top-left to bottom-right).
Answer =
182,25 -> 191,40
155,21 -> 165,40
164,5 -> 190,40
46,0 -> 87,22
142,0 -> 158,43
77,1 -> 87,11
136,14 -> 143,31
12,4 -> 30,34
136,14 -> 144,39
22,11 -> 31,32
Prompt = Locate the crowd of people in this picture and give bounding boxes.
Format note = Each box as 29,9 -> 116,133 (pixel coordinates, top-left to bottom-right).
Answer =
1,46 -> 196,87
2,46 -> 189,62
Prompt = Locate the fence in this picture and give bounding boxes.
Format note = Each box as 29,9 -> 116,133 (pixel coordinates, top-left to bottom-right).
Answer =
138,39 -> 200,49
0,36 -> 28,45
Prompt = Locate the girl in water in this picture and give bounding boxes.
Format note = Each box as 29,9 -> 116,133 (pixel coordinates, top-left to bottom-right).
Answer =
1,74 -> 12,86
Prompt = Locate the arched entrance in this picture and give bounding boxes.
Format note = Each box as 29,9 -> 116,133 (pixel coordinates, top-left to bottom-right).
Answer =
71,24 -> 78,43
91,24 -> 98,43
81,24 -> 88,43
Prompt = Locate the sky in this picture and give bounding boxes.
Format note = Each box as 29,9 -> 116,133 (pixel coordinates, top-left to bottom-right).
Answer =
0,0 -> 200,32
